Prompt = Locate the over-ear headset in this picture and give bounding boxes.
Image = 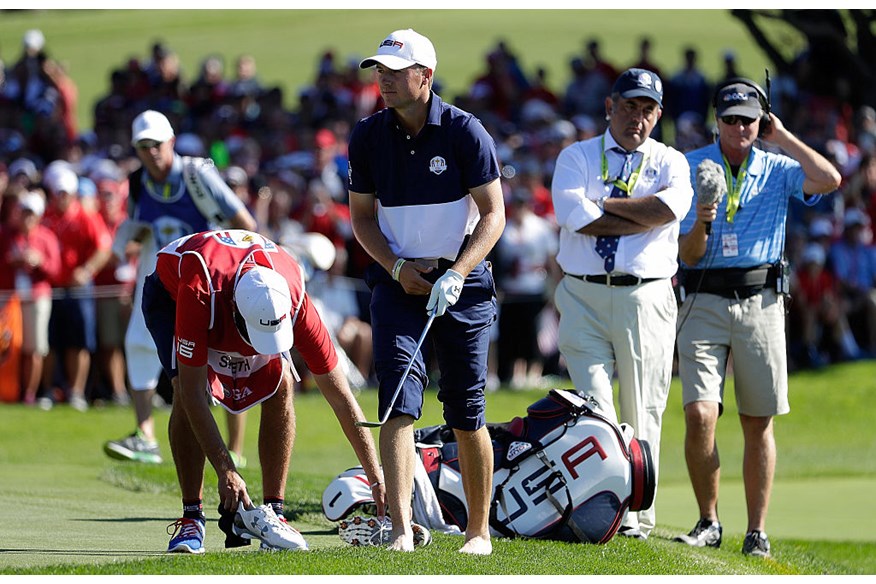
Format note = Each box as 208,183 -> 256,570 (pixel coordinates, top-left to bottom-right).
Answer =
713,75 -> 772,137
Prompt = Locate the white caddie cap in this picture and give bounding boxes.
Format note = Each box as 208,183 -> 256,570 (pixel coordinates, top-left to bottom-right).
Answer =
131,110 -> 175,146
359,29 -> 437,72
235,266 -> 294,355
46,166 -> 79,195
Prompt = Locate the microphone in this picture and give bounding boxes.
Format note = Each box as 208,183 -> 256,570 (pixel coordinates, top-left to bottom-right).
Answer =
695,159 -> 727,235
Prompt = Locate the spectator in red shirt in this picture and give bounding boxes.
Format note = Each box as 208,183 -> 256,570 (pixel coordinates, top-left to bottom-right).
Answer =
93,177 -> 135,406
41,166 -> 112,411
0,190 -> 61,405
792,242 -> 862,367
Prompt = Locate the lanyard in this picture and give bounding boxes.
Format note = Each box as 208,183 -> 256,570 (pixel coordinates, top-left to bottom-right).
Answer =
600,135 -> 646,195
721,152 -> 751,223
146,178 -> 173,200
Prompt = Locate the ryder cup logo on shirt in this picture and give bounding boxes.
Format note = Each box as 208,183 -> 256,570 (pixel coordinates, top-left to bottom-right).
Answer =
429,156 -> 447,175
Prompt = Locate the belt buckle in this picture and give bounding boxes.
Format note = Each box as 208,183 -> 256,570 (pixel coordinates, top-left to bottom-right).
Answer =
412,258 -> 440,269
607,273 -> 640,287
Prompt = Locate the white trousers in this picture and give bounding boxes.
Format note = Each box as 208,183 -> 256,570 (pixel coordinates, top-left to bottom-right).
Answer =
555,275 -> 677,536
124,239 -> 162,392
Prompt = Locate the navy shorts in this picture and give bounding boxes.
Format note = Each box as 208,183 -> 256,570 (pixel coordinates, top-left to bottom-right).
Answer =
48,286 -> 97,352
365,260 -> 496,431
142,272 -> 178,380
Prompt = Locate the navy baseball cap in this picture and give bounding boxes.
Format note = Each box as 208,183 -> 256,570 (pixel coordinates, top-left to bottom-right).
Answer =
612,68 -> 663,107
715,82 -> 763,118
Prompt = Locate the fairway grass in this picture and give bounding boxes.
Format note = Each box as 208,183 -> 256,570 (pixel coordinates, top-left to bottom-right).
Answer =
2,361 -> 876,574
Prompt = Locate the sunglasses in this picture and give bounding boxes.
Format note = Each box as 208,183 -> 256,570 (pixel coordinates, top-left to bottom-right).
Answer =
720,115 -> 757,126
135,139 -> 164,150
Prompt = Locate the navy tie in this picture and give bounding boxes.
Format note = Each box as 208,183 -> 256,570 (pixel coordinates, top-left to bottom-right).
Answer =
595,148 -> 635,273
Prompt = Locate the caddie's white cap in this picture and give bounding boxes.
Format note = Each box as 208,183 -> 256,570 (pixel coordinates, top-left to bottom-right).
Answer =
235,266 -> 294,355
359,29 -> 437,72
131,110 -> 175,146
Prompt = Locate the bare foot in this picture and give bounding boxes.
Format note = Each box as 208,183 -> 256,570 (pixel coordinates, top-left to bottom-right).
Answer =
387,528 -> 415,552
459,535 -> 492,555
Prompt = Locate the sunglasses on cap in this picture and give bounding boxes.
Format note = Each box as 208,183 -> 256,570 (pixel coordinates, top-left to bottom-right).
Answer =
135,139 -> 164,150
720,115 -> 757,126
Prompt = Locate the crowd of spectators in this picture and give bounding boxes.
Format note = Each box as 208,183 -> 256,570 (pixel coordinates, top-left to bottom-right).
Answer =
2,28 -> 876,408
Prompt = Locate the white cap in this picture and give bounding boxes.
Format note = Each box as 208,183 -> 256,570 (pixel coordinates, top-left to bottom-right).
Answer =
360,29 -> 437,72
19,191 -> 45,217
809,217 -> 834,239
131,110 -> 175,146
844,207 -> 869,228
235,266 -> 294,355
46,167 -> 79,195
801,243 -> 825,266
23,29 -> 45,51
8,158 -> 39,182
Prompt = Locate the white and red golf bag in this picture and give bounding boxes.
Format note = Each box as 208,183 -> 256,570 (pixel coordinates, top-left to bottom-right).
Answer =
322,388 -> 655,544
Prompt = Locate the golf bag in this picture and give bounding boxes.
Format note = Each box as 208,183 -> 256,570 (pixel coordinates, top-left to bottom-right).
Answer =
321,389 -> 655,544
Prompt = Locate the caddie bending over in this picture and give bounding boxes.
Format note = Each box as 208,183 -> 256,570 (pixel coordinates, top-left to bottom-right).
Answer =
143,229 -> 384,554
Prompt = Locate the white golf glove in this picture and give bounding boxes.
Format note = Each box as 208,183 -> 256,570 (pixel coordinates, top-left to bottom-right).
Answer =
426,269 -> 464,317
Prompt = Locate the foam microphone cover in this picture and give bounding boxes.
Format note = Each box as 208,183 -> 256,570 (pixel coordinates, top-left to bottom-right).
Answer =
695,158 -> 727,206
695,159 -> 727,234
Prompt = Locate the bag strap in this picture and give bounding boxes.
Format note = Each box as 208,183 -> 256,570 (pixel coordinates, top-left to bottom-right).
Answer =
537,450 -> 588,542
488,442 -> 581,541
181,156 -> 229,227
128,166 -> 144,204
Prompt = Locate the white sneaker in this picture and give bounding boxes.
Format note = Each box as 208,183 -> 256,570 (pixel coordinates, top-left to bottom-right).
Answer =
338,515 -> 432,548
69,395 -> 88,412
233,504 -> 308,551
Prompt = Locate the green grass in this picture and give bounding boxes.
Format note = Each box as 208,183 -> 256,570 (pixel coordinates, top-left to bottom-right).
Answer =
1,361 -> 876,574
0,8 -> 870,574
0,9 -> 804,133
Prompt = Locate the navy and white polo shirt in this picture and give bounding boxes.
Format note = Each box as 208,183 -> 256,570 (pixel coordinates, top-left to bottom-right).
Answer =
348,91 -> 500,260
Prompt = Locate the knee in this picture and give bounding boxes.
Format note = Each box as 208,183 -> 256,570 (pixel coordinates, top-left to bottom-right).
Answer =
684,401 -> 719,431
739,413 -> 773,436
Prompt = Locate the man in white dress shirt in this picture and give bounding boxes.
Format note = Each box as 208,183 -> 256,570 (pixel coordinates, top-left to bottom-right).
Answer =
550,68 -> 692,539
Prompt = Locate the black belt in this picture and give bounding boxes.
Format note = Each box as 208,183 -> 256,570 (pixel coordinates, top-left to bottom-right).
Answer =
565,273 -> 660,287
682,265 -> 778,299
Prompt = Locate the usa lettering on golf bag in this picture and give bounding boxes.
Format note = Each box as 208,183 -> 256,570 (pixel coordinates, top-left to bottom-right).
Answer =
321,389 -> 656,544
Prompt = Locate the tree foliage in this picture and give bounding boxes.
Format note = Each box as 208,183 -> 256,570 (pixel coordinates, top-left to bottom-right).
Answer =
731,9 -> 876,108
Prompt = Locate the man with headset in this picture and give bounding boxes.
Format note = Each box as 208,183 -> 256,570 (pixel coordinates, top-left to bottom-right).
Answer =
674,79 -> 840,556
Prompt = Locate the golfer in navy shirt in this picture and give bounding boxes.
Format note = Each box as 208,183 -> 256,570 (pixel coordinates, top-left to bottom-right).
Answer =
348,28 -> 504,555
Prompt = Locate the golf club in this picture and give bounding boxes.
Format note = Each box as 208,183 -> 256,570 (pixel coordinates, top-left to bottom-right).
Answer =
356,311 -> 436,428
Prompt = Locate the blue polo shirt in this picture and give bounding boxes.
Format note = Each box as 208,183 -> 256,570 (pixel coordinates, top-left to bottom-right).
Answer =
681,142 -> 818,269
348,91 -> 500,260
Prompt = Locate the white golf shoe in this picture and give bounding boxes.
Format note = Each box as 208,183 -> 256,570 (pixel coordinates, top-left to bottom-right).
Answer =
233,504 -> 309,551
338,515 -> 432,548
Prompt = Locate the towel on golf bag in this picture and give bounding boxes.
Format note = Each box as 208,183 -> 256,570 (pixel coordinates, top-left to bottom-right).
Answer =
321,388 -> 655,543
